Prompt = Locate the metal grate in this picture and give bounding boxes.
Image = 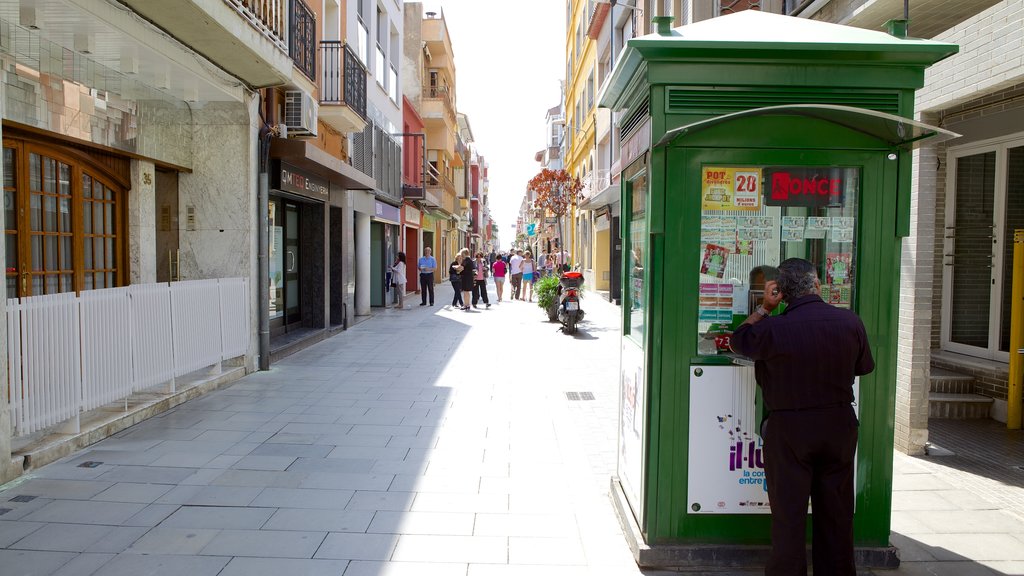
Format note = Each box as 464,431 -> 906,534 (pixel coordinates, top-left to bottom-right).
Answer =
565,392 -> 596,401
9,495 -> 36,502
0,509 -> 10,516
77,461 -> 103,468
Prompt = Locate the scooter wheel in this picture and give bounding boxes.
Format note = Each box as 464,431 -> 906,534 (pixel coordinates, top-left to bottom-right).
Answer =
565,316 -> 576,335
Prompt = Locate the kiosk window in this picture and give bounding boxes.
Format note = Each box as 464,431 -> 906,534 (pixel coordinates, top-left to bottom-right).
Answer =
626,161 -> 648,345
696,166 -> 861,357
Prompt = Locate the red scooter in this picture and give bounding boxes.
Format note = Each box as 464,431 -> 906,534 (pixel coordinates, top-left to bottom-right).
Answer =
556,272 -> 585,334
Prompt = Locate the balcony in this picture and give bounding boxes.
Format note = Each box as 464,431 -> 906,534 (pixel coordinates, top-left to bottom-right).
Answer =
801,0 -> 1002,39
423,86 -> 457,125
319,42 -> 368,133
117,0 -> 292,87
289,0 -> 316,81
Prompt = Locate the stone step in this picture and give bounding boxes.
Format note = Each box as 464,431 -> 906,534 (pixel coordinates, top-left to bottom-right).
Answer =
929,393 -> 994,419
930,367 -> 976,394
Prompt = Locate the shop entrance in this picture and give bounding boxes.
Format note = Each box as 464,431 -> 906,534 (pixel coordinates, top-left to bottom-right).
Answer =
269,198 -> 302,336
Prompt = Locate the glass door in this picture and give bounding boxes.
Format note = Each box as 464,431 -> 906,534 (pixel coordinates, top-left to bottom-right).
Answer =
943,137 -> 1024,361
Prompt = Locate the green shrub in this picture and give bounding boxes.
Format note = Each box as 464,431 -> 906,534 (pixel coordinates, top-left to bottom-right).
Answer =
535,275 -> 561,310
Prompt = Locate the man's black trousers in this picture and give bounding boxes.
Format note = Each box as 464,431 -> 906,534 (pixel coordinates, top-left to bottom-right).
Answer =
763,404 -> 858,576
420,273 -> 434,305
472,279 -> 489,305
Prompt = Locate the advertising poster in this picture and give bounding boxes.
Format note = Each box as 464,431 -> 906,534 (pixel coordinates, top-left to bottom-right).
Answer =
688,368 -> 862,514
700,244 -> 730,279
688,366 -> 770,514
702,167 -> 762,211
826,252 -> 853,285
699,283 -> 735,323
619,341 -> 647,525
781,216 -> 806,243
804,216 -> 829,239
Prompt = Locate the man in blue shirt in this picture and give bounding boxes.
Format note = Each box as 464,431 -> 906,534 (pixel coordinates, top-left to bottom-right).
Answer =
417,247 -> 437,306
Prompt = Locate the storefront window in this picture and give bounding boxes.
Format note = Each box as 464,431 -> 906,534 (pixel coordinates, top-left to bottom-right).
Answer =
268,199 -> 284,320
625,158 -> 648,345
696,165 -> 860,357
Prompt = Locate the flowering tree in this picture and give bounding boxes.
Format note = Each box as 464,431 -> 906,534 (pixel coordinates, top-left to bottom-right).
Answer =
526,169 -> 583,259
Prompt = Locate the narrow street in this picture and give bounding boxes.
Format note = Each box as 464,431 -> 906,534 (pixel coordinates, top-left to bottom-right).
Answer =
3,281 -> 1024,575
0,284 -> 662,576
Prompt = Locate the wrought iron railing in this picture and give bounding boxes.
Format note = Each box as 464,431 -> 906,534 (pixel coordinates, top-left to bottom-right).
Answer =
224,0 -> 288,49
289,0 -> 316,81
320,41 -> 367,120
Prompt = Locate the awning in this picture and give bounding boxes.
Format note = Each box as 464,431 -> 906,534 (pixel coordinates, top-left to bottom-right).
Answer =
655,104 -> 960,149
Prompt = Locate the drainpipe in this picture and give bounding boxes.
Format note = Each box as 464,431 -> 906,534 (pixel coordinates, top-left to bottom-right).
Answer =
257,97 -> 272,371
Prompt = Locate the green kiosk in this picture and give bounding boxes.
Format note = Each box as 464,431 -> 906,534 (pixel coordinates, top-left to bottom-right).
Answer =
600,11 -> 958,570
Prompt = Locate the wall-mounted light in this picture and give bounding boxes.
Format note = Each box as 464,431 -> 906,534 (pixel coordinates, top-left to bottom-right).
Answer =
20,5 -> 41,29
74,33 -> 94,55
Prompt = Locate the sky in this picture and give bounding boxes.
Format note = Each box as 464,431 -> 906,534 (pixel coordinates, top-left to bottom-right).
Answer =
415,1 -> 565,246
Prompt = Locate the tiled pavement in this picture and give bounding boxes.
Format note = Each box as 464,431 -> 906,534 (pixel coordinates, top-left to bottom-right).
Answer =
1,281 -> 1023,575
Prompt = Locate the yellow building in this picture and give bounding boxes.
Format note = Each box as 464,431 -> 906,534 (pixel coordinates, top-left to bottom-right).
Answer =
564,0 -> 598,269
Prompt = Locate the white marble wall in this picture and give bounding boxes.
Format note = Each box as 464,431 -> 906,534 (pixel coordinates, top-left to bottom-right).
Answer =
176,102 -> 255,281
129,161 -> 157,284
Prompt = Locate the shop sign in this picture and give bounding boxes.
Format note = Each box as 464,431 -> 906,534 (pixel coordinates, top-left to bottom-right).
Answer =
621,118 -> 651,169
278,163 -> 329,200
764,167 -> 846,208
374,200 -> 401,224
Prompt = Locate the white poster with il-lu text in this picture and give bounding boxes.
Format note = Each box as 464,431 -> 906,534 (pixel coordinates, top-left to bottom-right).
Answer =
687,366 -> 859,514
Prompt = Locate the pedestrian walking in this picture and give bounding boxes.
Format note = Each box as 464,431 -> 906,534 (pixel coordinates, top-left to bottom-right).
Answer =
390,252 -> 407,309
472,252 -> 491,308
536,252 -> 548,279
448,254 -> 465,309
544,251 -> 555,278
520,250 -> 536,302
492,254 -> 507,302
509,249 -> 524,301
418,247 -> 436,306
729,258 -> 874,576
459,248 -> 475,311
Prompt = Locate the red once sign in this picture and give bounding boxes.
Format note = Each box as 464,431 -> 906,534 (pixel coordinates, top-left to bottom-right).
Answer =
763,168 -> 847,207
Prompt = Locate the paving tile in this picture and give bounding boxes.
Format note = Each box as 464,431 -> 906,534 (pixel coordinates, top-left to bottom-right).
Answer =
905,510 -> 1024,535
391,534 -> 507,563
23,500 -> 145,525
0,520 -> 45,547
344,560 -> 469,576
160,505 -> 274,529
367,511 -> 474,536
8,522 -> 115,552
2,479 -> 113,500
155,485 -> 262,507
85,526 -> 151,553
126,527 -> 221,555
298,472 -> 395,491
91,483 -> 174,504
250,487 -> 353,509
50,552 -> 115,576
288,457 -> 377,474
313,533 -> 399,561
230,455 -> 297,471
149,453 -> 221,468
509,536 -> 587,565
199,529 -> 325,558
890,490 -> 963,512
912,533 -> 1024,561
248,443 -> 333,458
218,557 -> 349,576
95,466 -> 198,485
87,553 -> 230,576
118,503 -> 179,527
208,469 -> 306,488
473,513 -> 579,538
345,491 -> 416,511
411,492 -> 509,513
0,549 -> 77,576
262,509 -> 374,532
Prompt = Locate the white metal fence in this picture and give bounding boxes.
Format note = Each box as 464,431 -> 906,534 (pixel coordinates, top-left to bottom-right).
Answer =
6,278 -> 250,438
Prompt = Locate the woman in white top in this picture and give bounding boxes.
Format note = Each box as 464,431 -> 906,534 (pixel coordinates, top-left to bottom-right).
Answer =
391,252 -> 407,309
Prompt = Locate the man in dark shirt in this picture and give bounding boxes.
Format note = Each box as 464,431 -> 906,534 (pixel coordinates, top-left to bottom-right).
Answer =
730,258 -> 874,576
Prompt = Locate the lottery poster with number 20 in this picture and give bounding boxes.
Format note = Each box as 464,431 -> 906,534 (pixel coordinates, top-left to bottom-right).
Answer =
702,167 -> 763,212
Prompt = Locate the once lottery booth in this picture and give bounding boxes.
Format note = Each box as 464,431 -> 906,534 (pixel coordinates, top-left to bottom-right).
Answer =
601,11 -> 958,570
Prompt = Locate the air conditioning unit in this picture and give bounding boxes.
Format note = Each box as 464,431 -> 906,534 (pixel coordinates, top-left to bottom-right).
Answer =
284,90 -> 318,137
